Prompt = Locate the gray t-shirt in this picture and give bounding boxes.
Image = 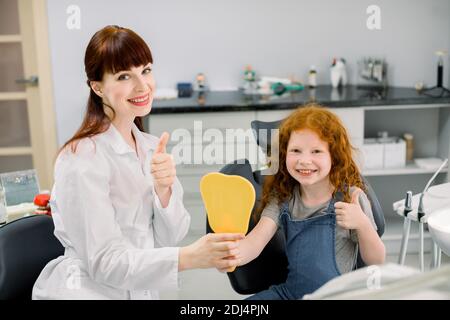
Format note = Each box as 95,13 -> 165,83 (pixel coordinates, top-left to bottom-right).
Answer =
261,185 -> 378,274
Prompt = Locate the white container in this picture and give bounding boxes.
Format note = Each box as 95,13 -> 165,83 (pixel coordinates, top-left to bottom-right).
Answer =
383,138 -> 406,168
361,138 -> 384,169
308,65 -> 317,88
330,59 -> 347,88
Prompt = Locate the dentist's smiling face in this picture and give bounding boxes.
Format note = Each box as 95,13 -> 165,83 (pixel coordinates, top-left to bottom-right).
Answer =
286,129 -> 332,188
93,63 -> 155,120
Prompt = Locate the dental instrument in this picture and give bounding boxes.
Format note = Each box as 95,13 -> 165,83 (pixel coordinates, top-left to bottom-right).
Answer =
417,158 -> 448,270
398,191 -> 412,265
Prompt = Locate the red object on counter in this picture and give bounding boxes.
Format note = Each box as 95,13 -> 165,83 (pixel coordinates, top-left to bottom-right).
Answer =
34,194 -> 50,207
34,193 -> 52,216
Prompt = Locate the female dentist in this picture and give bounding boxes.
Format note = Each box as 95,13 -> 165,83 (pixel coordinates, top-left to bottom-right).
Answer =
32,25 -> 243,300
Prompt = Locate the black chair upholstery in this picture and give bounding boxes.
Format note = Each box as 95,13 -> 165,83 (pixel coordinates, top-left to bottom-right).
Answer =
0,215 -> 64,300
362,177 -> 385,238
355,176 -> 385,268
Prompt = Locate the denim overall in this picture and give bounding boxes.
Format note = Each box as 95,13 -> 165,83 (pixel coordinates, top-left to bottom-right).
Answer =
247,196 -> 342,300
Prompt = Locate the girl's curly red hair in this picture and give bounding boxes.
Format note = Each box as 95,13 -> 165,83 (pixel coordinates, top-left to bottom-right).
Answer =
255,103 -> 365,220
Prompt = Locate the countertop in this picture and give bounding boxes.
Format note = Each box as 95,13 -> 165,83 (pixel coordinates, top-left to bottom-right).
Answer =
150,85 -> 450,114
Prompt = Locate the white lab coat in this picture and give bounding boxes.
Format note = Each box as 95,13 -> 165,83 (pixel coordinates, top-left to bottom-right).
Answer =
32,123 -> 190,300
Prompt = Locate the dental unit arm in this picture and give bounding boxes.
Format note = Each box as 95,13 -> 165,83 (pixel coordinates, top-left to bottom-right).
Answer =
417,158 -> 449,222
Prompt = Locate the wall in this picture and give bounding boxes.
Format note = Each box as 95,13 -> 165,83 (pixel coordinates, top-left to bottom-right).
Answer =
46,0 -> 450,145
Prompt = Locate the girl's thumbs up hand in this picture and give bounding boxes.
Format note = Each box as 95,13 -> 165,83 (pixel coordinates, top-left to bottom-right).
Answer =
334,188 -> 370,230
151,132 -> 176,199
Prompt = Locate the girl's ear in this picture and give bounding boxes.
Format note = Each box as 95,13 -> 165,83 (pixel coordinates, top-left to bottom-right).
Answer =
90,81 -> 103,97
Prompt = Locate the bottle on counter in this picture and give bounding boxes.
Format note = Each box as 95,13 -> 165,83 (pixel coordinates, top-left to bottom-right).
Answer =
243,65 -> 257,94
308,65 -> 317,88
195,72 -> 207,92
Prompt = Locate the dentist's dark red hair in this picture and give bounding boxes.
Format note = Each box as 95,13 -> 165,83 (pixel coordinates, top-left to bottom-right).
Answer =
62,25 -> 153,153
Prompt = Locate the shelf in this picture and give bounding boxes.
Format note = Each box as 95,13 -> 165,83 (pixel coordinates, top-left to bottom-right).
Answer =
363,163 -> 448,177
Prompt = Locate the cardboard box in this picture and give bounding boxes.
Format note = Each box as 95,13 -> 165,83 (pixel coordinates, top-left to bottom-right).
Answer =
383,138 -> 406,168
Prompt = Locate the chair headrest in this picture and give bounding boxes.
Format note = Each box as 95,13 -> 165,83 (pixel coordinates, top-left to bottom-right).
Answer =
362,177 -> 385,237
250,120 -> 282,156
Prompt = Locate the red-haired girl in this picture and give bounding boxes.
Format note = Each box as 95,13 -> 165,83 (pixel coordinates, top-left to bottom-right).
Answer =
237,104 -> 385,300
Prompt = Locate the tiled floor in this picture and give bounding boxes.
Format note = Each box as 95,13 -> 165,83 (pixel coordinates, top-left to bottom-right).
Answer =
159,231 -> 450,300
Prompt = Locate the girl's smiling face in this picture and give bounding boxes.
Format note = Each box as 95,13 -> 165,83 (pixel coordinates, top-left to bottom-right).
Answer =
286,129 -> 332,188
92,63 -> 155,120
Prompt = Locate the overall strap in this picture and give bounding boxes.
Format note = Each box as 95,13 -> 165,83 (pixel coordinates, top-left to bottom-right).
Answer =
279,200 -> 291,227
333,191 -> 345,202
280,200 -> 290,214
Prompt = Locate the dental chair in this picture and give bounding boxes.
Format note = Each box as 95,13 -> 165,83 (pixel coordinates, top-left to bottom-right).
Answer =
206,120 -> 385,295
0,215 -> 64,299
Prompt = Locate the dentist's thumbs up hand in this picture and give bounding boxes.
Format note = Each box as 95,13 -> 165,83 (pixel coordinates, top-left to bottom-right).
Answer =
334,188 -> 370,230
151,132 -> 176,205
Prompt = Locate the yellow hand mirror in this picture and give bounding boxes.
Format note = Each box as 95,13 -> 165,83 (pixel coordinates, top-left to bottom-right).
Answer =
200,172 -> 255,234
200,173 -> 256,272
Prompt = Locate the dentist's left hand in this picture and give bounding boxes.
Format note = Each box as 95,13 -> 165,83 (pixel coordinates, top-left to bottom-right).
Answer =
151,132 -> 176,206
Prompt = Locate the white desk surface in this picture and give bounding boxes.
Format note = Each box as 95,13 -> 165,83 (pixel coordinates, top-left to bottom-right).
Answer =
5,202 -> 37,223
